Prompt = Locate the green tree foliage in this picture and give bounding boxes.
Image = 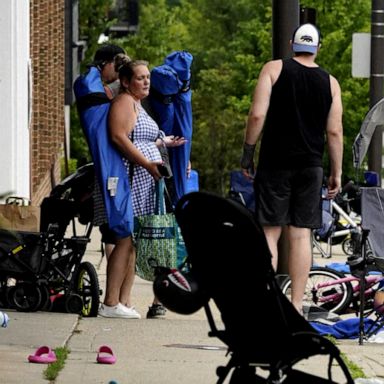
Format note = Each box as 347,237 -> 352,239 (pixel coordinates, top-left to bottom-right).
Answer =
73,0 -> 374,194
70,0 -> 114,166
119,0 -> 189,65
180,0 -> 273,194
302,0 -> 370,180
79,0 -> 114,69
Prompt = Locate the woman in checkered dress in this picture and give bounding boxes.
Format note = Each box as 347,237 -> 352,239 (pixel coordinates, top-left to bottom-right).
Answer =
109,55 -> 186,214
123,105 -> 164,216
109,54 -> 186,318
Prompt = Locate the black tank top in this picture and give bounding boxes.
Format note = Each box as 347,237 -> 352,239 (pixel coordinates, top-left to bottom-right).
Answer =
258,58 -> 332,170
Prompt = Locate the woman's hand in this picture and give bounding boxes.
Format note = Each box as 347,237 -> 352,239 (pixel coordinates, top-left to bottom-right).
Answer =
145,161 -> 163,181
163,135 -> 187,147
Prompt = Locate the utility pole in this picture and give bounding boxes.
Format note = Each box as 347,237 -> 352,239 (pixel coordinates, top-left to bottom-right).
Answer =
272,0 -> 299,59
368,0 -> 384,179
272,0 -> 299,274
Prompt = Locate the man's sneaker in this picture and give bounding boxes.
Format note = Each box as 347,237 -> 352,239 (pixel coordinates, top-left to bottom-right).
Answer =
146,304 -> 166,319
98,303 -> 141,319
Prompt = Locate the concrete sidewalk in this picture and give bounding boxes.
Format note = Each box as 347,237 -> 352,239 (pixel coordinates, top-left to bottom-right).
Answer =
0,229 -> 384,383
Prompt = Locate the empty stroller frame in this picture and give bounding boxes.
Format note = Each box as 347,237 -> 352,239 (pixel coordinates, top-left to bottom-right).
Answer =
0,163 -> 100,317
313,189 -> 361,259
173,192 -> 353,383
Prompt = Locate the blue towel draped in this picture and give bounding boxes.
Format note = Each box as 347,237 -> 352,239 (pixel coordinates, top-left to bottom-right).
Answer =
74,66 -> 133,238
149,51 -> 194,204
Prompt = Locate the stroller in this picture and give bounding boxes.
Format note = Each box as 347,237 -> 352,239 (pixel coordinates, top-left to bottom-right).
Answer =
0,163 -> 100,317
160,191 -> 354,383
313,187 -> 361,259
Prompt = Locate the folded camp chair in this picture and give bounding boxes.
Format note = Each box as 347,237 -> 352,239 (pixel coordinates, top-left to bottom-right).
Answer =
360,187 -> 384,273
355,187 -> 384,343
228,170 -> 255,212
175,191 -> 354,383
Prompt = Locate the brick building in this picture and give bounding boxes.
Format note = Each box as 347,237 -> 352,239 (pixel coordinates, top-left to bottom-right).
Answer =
30,0 -> 66,205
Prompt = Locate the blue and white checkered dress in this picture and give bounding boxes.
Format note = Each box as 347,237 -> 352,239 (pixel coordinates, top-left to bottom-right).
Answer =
123,105 -> 163,216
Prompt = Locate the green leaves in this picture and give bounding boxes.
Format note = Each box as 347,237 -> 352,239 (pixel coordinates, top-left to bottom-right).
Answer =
72,0 -> 375,193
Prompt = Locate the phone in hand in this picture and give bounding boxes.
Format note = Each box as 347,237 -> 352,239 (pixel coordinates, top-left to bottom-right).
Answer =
157,164 -> 172,178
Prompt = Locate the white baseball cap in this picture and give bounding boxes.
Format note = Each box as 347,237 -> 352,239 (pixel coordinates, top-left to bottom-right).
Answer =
292,23 -> 320,54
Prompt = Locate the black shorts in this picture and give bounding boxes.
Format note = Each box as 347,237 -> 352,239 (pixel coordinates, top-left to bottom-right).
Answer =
99,223 -> 117,245
254,167 -> 323,228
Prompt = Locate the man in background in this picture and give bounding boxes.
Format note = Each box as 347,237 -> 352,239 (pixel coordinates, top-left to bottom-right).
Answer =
241,24 -> 343,316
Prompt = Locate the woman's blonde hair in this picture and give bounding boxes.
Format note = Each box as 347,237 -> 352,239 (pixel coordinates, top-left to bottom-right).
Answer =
115,54 -> 148,82
114,53 -> 131,73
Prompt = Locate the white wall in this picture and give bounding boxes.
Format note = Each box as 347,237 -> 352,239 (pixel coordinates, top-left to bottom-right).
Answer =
0,0 -> 30,200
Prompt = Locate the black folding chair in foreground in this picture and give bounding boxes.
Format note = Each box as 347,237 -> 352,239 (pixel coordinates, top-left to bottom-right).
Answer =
154,191 -> 354,383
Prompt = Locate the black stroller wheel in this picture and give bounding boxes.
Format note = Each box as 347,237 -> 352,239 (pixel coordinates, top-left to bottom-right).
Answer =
65,293 -> 83,314
38,284 -> 53,312
0,283 -> 10,308
11,282 -> 42,312
5,286 -> 17,309
74,261 -> 100,317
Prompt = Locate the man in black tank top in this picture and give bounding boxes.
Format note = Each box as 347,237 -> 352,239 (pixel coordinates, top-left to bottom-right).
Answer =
240,24 -> 343,316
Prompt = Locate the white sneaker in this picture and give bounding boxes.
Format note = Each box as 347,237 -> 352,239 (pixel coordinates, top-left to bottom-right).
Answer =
122,305 -> 141,319
98,303 -> 141,319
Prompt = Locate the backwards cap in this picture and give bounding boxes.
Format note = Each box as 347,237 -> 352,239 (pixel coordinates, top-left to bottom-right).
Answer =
93,44 -> 125,64
292,23 -> 320,54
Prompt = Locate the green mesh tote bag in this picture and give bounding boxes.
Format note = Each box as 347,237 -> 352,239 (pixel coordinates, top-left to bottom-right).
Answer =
134,179 -> 187,281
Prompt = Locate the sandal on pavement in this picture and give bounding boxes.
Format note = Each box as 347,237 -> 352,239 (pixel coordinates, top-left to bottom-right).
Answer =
96,345 -> 117,364
28,346 -> 57,364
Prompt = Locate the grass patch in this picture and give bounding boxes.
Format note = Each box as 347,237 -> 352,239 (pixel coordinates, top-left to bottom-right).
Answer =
340,350 -> 366,379
43,346 -> 69,381
326,336 -> 366,380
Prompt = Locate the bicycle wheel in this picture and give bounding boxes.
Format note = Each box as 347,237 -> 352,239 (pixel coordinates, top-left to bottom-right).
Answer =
280,267 -> 353,314
341,237 -> 354,256
73,261 -> 100,317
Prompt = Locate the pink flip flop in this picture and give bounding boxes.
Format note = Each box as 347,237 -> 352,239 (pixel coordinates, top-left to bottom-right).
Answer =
96,345 -> 116,364
28,346 -> 57,364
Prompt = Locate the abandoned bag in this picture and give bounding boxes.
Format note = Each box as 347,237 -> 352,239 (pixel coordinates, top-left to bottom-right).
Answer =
134,180 -> 187,281
0,197 -> 40,232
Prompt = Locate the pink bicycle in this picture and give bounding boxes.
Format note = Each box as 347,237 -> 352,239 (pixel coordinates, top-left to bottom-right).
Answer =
280,266 -> 384,315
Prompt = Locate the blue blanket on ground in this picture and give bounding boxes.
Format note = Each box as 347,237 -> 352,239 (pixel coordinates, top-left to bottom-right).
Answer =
310,317 -> 379,339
